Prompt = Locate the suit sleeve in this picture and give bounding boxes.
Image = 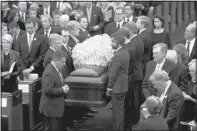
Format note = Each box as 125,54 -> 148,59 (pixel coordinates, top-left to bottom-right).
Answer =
107,56 -> 121,89
179,68 -> 189,93
105,23 -> 110,36
97,7 -> 104,29
42,73 -> 64,97
43,53 -> 52,68
32,37 -> 47,68
166,94 -> 184,125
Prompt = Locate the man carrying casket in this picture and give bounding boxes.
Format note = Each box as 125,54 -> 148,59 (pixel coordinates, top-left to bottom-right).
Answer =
106,32 -> 130,131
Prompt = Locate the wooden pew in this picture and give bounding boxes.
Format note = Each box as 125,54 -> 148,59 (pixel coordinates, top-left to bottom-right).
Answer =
18,78 -> 43,131
1,90 -> 23,130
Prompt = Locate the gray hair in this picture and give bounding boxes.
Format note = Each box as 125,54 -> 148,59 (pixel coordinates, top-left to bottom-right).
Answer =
59,14 -> 69,23
49,33 -> 63,46
149,70 -> 170,82
173,44 -> 189,65
153,43 -> 168,55
67,20 -> 80,32
123,21 -> 138,34
2,34 -> 13,44
166,50 -> 177,64
40,15 -> 53,22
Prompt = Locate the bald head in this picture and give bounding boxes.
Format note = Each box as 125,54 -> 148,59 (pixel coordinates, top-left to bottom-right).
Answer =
166,50 -> 177,64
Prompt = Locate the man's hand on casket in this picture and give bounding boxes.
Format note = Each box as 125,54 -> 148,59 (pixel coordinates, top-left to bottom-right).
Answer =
62,84 -> 70,93
106,88 -> 112,96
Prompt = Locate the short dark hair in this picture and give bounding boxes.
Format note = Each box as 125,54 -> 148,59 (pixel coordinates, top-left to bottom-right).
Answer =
153,15 -> 164,28
52,8 -> 61,17
117,27 -> 130,39
77,15 -> 88,23
110,32 -> 125,47
8,21 -> 19,29
25,18 -> 36,27
52,49 -> 67,62
124,3 -> 134,10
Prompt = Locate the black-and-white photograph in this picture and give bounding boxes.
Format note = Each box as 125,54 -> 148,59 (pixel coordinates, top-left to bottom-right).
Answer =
1,1 -> 197,131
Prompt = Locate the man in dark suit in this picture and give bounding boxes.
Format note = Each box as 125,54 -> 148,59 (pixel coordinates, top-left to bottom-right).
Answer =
38,15 -> 60,48
43,34 -> 63,68
76,15 -> 90,43
149,70 -> 184,130
124,21 -> 145,125
166,50 -> 189,93
136,16 -> 152,75
106,32 -> 130,131
139,96 -> 169,130
79,2 -> 104,36
124,3 -> 137,23
105,7 -> 126,36
8,21 -> 25,50
16,18 -> 47,78
17,2 -> 29,30
67,21 -> 80,50
142,43 -> 176,98
37,2 -> 55,17
178,23 -> 196,62
39,49 -> 69,131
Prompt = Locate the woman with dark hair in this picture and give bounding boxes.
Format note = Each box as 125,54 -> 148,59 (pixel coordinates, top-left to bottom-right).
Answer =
150,15 -> 171,59
173,43 -> 189,65
8,9 -> 25,30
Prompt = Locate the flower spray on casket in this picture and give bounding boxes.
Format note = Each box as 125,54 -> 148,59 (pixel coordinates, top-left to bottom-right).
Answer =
64,34 -> 113,107
72,34 -> 114,68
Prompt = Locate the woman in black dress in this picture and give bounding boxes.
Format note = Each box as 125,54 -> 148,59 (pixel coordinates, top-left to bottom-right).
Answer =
1,34 -> 21,92
150,15 -> 171,60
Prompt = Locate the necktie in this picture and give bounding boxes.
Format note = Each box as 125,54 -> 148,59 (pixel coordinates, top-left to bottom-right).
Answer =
28,35 -> 32,52
117,23 -> 120,29
45,8 -> 48,15
187,41 -> 190,56
45,30 -> 48,37
58,70 -> 63,83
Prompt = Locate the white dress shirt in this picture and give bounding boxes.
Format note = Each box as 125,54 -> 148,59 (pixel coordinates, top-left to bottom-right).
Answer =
155,58 -> 166,71
116,20 -> 124,28
160,81 -> 171,103
185,38 -> 195,56
44,6 -> 50,15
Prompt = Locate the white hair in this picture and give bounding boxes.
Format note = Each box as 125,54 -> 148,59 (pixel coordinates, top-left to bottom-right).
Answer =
2,34 -> 13,44
59,14 -> 70,22
166,50 -> 177,64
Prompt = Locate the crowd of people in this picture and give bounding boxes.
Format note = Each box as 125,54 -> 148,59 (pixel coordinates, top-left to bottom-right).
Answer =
1,1 -> 197,131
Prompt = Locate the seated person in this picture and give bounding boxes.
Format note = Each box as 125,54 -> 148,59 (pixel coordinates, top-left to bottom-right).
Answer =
139,96 -> 169,130
1,34 -> 21,92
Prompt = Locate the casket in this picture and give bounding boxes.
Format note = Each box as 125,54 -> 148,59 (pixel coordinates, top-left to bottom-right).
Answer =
65,65 -> 110,107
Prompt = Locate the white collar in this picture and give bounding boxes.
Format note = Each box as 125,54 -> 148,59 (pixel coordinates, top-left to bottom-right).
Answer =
51,61 -> 59,73
45,26 -> 51,33
50,47 -> 55,51
139,28 -> 147,34
186,38 -> 196,56
125,15 -> 133,21
157,58 -> 166,67
80,27 -> 86,32
116,20 -> 124,28
162,81 -> 171,97
27,32 -> 35,38
115,46 -> 122,53
129,34 -> 137,41
186,38 -> 195,43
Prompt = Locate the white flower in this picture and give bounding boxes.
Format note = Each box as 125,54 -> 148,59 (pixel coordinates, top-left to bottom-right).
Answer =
33,38 -> 37,41
72,34 -> 113,68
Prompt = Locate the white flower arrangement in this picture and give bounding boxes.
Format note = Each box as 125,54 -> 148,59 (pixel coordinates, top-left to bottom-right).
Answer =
72,34 -> 113,68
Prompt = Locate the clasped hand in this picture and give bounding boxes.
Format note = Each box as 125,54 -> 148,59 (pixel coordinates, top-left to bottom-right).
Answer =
62,84 -> 70,93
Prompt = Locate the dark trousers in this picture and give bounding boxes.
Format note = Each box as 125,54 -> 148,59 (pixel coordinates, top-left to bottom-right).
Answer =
44,116 -> 63,131
112,92 -> 126,131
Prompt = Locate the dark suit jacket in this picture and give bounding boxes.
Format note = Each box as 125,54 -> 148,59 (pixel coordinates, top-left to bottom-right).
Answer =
142,59 -> 176,98
105,21 -> 126,36
76,28 -> 90,43
131,35 -> 144,81
12,29 -> 25,51
170,62 -> 189,93
138,29 -> 152,65
37,27 -> 61,49
67,35 -> 77,50
107,48 -> 130,93
157,82 -> 184,130
124,16 -> 137,23
61,45 -> 74,74
39,63 -> 65,117
178,39 -> 197,62
138,115 -> 169,130
16,32 -> 47,72
43,48 -> 54,68
79,5 -> 104,36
